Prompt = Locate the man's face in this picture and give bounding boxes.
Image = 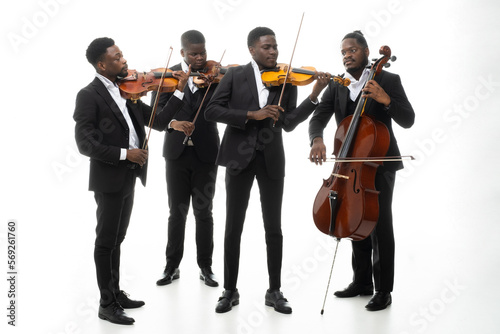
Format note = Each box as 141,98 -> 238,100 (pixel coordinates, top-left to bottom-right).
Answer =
249,35 -> 278,70
341,38 -> 369,76
99,45 -> 128,79
181,43 -> 207,71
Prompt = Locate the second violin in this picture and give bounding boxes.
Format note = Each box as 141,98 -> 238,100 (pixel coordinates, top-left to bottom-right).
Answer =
261,64 -> 350,87
118,68 -> 199,101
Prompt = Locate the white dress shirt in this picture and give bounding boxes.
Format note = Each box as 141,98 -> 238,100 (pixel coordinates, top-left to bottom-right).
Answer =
345,67 -> 371,101
250,59 -> 269,108
95,73 -> 139,160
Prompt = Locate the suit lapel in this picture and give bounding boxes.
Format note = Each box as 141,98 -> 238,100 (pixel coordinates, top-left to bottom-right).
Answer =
267,85 -> 279,106
244,63 -> 260,107
92,78 -> 129,130
126,100 -> 146,140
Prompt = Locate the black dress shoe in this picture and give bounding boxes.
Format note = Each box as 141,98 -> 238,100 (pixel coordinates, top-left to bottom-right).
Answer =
265,289 -> 292,314
365,291 -> 392,311
156,267 -> 180,286
98,302 -> 134,325
215,289 -> 239,313
334,282 -> 374,298
200,267 -> 219,287
116,290 -> 145,309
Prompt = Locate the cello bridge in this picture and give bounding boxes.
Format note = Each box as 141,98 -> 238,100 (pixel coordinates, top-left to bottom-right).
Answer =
331,172 -> 349,180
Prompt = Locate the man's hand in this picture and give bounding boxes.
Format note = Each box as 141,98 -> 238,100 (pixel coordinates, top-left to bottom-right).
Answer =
172,65 -> 192,93
362,80 -> 391,106
126,149 -> 148,166
247,105 -> 283,121
171,120 -> 195,136
309,71 -> 331,102
309,137 -> 327,165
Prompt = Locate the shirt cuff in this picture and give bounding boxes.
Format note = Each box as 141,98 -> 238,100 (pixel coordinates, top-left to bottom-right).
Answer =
168,119 -> 177,129
120,148 -> 127,160
174,89 -> 184,100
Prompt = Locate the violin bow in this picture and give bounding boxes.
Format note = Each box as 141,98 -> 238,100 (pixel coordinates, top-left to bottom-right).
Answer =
143,46 -> 174,150
274,12 -> 305,127
182,49 -> 226,145
322,155 -> 415,163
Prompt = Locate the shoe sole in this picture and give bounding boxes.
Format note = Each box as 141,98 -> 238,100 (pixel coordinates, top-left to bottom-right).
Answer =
200,275 -> 219,287
265,301 -> 292,314
156,273 -> 180,286
98,314 -> 134,325
334,291 -> 374,298
366,299 -> 392,311
215,300 -> 239,313
120,302 -> 145,309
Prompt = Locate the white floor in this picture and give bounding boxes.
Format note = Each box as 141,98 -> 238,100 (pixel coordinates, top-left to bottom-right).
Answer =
5,152 -> 500,334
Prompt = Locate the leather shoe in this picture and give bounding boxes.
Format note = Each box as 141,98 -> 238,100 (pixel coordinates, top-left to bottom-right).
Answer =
116,290 -> 144,309
334,282 -> 374,298
215,289 -> 239,313
365,291 -> 392,311
156,266 -> 180,286
98,302 -> 134,325
200,267 -> 219,287
265,289 -> 292,314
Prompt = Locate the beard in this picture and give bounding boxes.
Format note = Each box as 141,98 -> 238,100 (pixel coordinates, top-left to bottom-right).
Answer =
345,56 -> 369,76
118,66 -> 129,78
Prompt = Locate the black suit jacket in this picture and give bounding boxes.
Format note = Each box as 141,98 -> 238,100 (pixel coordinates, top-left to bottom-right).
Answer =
152,63 -> 220,164
308,70 -> 415,172
74,77 -> 183,193
205,62 -> 317,178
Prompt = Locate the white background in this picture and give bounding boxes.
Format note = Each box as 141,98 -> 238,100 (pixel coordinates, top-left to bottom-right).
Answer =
2,0 -> 500,333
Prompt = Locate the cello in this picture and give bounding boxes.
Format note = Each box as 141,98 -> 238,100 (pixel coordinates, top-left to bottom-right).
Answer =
312,45 -> 396,313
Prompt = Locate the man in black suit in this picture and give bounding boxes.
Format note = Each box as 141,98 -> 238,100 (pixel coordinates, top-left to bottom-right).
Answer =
308,31 -> 415,311
205,27 -> 330,314
152,30 -> 220,288
74,37 -> 186,325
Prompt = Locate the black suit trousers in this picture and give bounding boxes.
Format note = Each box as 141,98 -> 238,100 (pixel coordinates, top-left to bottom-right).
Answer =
223,151 -> 284,291
351,168 -> 396,292
165,147 -> 217,269
93,168 -> 137,306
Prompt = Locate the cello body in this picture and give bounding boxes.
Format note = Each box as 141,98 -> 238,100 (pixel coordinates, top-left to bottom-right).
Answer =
312,114 -> 390,240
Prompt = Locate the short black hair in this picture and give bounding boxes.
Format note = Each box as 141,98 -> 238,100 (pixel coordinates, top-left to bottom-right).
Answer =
247,27 -> 275,47
342,30 -> 368,49
86,37 -> 115,67
181,30 -> 205,48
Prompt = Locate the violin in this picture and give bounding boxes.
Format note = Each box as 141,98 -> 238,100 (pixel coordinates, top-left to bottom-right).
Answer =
118,68 -> 185,101
192,61 -> 239,88
261,64 -> 351,87
312,45 -> 394,241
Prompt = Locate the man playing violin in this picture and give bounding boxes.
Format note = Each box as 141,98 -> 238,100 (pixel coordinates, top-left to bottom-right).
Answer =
308,30 -> 415,311
205,26 -> 330,314
152,30 -> 220,288
74,37 -> 188,325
